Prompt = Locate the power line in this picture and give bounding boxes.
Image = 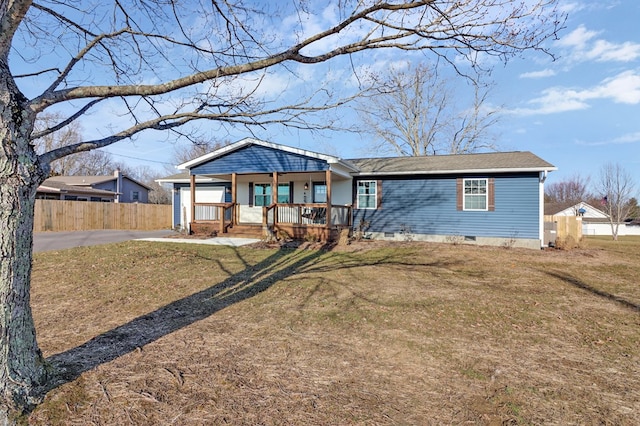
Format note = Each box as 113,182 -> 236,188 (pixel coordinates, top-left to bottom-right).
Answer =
105,151 -> 175,166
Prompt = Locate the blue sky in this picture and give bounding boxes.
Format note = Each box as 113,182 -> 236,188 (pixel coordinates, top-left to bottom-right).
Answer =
39,1 -> 636,191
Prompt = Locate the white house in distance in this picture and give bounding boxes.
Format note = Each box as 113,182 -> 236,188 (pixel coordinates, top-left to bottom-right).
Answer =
545,201 -> 640,236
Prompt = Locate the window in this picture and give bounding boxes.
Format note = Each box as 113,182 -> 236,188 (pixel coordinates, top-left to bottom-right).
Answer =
277,183 -> 290,203
132,191 -> 140,202
463,178 -> 487,211
313,183 -> 327,203
357,180 -> 377,209
254,183 -> 272,206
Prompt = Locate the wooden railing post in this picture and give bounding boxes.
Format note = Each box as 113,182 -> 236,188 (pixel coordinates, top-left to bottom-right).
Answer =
325,169 -> 332,232
231,173 -> 237,226
219,206 -> 225,235
272,172 -> 278,225
190,174 -> 196,231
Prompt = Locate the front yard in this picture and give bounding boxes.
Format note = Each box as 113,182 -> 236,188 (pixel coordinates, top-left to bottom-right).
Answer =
29,237 -> 639,424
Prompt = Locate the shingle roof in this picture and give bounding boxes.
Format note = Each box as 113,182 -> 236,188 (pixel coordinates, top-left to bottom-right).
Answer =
49,176 -> 114,186
48,174 -> 153,190
347,151 -> 556,175
155,172 -> 227,183
38,179 -> 118,196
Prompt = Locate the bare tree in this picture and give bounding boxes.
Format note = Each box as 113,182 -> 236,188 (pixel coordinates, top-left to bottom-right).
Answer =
356,62 -> 500,156
34,114 -> 118,176
595,163 -> 636,240
545,174 -> 592,211
172,140 -> 231,165
134,166 -> 171,205
0,0 -> 564,419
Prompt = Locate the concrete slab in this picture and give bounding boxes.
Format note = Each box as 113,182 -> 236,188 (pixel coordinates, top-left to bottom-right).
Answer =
136,237 -> 260,247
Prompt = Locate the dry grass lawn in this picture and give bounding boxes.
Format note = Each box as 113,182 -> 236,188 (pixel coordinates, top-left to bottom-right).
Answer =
27,236 -> 640,425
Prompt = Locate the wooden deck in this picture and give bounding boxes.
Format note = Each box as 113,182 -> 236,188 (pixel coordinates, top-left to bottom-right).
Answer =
190,203 -> 352,242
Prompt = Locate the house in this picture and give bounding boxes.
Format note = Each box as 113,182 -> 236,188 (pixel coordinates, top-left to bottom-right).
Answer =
544,201 -> 609,219
37,169 -> 152,203
545,201 -> 640,236
158,138 -> 557,249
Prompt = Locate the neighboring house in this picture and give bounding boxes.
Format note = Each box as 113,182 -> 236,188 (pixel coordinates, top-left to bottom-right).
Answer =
546,201 -> 640,236
158,138 -> 557,249
36,179 -> 118,202
36,169 -> 152,203
545,201 -> 609,219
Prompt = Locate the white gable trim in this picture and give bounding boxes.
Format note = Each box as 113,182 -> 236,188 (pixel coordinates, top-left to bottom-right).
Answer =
554,202 -> 609,219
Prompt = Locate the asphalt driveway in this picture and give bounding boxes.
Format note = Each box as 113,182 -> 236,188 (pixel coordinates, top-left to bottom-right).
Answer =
33,229 -> 177,253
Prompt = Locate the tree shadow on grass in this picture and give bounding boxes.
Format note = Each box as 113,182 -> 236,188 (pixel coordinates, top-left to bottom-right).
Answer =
545,270 -> 640,312
43,242 -> 461,394
44,246 -> 329,392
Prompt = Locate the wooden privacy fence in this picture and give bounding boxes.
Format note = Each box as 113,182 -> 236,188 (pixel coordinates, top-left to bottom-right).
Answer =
34,200 -> 172,232
544,215 -> 582,246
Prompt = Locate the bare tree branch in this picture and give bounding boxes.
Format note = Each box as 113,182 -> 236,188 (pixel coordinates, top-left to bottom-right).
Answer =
356,61 -> 500,156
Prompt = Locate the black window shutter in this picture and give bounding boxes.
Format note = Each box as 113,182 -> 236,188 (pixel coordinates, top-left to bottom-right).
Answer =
289,182 -> 294,203
248,182 -> 254,207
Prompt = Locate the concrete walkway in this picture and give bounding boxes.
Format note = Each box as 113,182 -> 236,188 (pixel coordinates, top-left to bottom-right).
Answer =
33,229 -> 259,252
136,237 -> 260,247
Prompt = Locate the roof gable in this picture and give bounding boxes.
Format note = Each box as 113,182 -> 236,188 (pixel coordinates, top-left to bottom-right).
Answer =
179,138 -> 358,174
190,143 -> 332,175
546,201 -> 609,218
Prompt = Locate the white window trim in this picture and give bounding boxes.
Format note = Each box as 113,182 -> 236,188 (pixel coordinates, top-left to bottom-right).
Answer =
463,178 -> 488,211
357,180 -> 377,210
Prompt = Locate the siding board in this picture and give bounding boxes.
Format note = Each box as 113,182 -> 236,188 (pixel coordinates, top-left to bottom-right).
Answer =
353,173 -> 540,239
191,144 -> 329,175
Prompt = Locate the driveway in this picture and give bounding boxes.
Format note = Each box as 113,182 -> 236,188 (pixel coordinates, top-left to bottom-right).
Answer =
33,229 -> 177,253
33,230 -> 260,252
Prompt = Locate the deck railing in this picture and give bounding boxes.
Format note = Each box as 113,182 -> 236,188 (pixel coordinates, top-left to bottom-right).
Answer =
194,202 -> 352,231
275,203 -> 352,226
193,202 -> 235,233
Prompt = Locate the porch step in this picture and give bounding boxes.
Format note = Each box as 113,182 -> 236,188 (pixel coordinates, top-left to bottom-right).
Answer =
224,224 -> 264,239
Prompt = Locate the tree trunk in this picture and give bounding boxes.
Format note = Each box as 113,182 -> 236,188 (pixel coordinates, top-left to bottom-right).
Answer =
0,62 -> 49,423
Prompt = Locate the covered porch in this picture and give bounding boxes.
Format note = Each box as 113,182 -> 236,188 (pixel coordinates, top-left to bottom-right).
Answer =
175,138 -> 358,241
189,169 -> 353,241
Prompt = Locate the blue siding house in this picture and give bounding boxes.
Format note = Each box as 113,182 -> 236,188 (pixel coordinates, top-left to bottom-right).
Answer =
159,138 -> 556,249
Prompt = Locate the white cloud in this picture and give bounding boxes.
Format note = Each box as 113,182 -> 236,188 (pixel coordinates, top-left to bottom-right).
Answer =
576,131 -> 640,146
510,70 -> 640,115
592,70 -> 640,104
557,24 -> 640,63
556,25 -> 599,49
588,40 -> 640,62
557,2 -> 587,14
520,69 -> 556,79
